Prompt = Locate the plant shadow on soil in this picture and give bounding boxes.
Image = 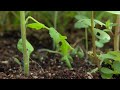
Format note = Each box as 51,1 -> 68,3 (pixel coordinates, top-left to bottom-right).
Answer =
0,29 -> 101,79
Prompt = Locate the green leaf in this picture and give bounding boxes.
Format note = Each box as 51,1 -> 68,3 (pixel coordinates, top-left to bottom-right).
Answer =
94,28 -> 111,43
112,61 -> 120,74
71,46 -> 84,58
99,53 -> 115,61
77,51 -> 84,58
101,73 -> 113,79
49,27 -> 61,45
108,51 -> 120,61
90,68 -> 99,73
75,17 -> 105,29
99,51 -> 120,61
100,67 -> 113,74
49,27 -> 74,69
75,19 -> 91,29
27,23 -> 46,30
104,59 -> 112,65
106,11 -> 120,15
95,40 -> 104,48
17,39 -> 34,56
75,15 -> 88,20
108,51 -> 120,56
105,20 -> 113,30
94,20 -> 105,26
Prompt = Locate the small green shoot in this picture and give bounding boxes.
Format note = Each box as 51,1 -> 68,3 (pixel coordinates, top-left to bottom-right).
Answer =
13,57 -> 22,72
94,28 -> 111,48
106,11 -> 120,51
71,46 -> 84,58
98,51 -> 120,79
26,17 -> 74,69
17,39 -> 34,57
75,14 -> 111,48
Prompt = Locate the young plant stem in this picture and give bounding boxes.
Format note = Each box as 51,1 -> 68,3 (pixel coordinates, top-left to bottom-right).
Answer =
91,11 -> 100,67
85,28 -> 88,59
25,16 -> 49,30
20,11 -> 29,76
114,15 -> 120,51
54,11 -> 58,30
38,49 -> 62,55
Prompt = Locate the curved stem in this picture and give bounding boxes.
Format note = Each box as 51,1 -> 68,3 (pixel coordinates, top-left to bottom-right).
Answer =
25,16 -> 49,30
38,49 -> 62,55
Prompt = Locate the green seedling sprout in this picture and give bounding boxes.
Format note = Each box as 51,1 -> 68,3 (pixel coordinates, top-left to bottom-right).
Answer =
13,57 -> 22,72
98,51 -> 120,79
19,11 -> 30,76
25,16 -> 74,69
106,11 -> 120,51
91,11 -> 98,66
74,13 -> 110,48
74,11 -> 111,67
18,12 -> 61,76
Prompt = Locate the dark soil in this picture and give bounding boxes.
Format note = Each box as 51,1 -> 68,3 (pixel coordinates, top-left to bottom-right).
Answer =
0,30 -> 101,79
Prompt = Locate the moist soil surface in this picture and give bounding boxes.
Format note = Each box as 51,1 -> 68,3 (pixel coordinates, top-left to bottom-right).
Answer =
0,30 -> 101,79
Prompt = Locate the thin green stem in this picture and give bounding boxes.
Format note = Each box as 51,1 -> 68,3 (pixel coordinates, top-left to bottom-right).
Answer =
54,11 -> 58,29
85,28 -> 88,58
91,11 -> 100,67
38,49 -> 62,55
114,15 -> 120,51
20,11 -> 29,76
91,11 -> 97,57
25,16 -> 49,30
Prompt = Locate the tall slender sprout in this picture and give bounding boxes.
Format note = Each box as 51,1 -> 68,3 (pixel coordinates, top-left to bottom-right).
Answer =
85,28 -> 88,59
20,11 -> 29,76
91,11 -> 100,67
91,11 -> 97,57
114,15 -> 120,51
54,11 -> 58,29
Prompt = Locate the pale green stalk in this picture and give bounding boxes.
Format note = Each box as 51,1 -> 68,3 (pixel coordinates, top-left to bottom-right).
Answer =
20,11 -> 29,76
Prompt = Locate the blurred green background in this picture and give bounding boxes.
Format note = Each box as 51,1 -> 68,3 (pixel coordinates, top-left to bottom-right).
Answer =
0,11 -> 116,34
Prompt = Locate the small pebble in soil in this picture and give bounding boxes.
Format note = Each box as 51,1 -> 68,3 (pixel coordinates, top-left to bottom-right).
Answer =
52,73 -> 55,76
41,77 -> 44,79
57,66 -> 61,68
16,75 -> 20,78
9,69 -> 12,71
85,72 -> 93,79
30,73 -> 33,75
33,76 -> 38,79
48,73 -> 51,77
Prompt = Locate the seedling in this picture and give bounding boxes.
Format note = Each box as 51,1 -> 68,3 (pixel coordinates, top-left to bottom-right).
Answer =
71,46 -> 84,60
74,11 -> 111,67
98,51 -> 120,79
106,11 -> 120,51
19,11 -> 30,76
19,15 -> 74,70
